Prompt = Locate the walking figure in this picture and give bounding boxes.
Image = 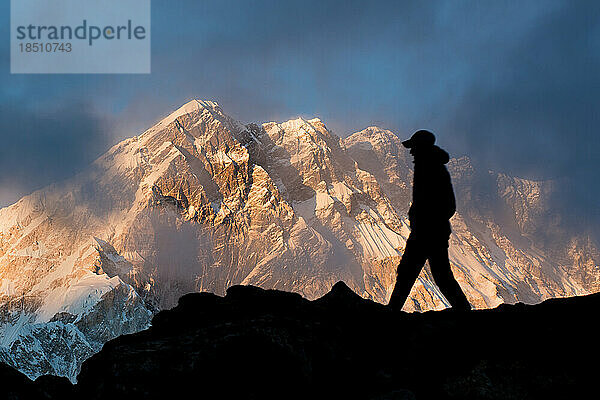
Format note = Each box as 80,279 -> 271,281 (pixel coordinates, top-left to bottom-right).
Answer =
388,130 -> 471,311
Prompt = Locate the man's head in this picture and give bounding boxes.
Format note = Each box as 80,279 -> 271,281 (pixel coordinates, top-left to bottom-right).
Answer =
402,130 -> 436,150
402,130 -> 436,158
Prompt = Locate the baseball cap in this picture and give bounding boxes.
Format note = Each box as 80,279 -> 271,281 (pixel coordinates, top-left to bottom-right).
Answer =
402,130 -> 436,148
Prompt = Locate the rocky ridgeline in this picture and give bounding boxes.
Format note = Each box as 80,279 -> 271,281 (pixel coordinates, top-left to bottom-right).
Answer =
2,282 -> 597,399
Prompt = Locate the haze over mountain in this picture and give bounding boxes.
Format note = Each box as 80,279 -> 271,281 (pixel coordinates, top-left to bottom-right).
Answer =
0,100 -> 598,381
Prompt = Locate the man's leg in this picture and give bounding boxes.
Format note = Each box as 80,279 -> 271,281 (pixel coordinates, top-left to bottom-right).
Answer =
428,245 -> 471,311
388,236 -> 427,310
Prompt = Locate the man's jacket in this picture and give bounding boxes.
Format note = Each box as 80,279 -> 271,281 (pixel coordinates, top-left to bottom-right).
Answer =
407,145 -> 456,238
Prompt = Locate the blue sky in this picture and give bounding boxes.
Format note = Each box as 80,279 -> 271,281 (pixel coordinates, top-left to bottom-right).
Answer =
1,0 -> 599,231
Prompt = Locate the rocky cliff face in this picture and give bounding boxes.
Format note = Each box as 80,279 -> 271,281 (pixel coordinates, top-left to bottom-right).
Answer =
0,100 -> 598,381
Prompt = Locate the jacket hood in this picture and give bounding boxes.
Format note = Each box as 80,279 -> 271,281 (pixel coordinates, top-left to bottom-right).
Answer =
412,145 -> 450,164
431,145 -> 450,164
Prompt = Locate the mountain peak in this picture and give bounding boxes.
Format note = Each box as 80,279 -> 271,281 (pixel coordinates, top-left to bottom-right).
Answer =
344,126 -> 400,150
263,116 -> 324,131
2,100 -> 599,386
135,99 -> 247,145
280,116 -> 317,129
157,99 -> 221,127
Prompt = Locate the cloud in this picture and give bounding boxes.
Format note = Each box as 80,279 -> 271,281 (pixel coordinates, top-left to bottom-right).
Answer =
0,100 -> 109,206
438,1 -> 600,230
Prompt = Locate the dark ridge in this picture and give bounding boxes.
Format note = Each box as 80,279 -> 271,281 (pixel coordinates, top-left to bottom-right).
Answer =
2,282 -> 598,399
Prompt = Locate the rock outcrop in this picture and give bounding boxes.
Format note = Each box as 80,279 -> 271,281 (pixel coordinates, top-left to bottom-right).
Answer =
2,282 -> 597,399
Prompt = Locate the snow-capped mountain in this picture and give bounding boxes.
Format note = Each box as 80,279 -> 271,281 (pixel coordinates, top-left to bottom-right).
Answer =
0,100 -> 598,381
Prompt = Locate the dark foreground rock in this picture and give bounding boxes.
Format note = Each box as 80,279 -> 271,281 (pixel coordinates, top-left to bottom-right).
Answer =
2,282 -> 598,399
0,362 -> 71,399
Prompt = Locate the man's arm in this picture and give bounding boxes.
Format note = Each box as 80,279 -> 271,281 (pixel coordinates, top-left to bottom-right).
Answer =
443,169 -> 456,220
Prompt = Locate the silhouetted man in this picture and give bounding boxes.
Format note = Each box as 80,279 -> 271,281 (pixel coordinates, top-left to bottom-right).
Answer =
388,130 -> 471,311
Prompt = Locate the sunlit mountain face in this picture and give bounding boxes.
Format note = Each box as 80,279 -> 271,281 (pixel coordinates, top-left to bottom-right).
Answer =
1,100 -> 598,381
